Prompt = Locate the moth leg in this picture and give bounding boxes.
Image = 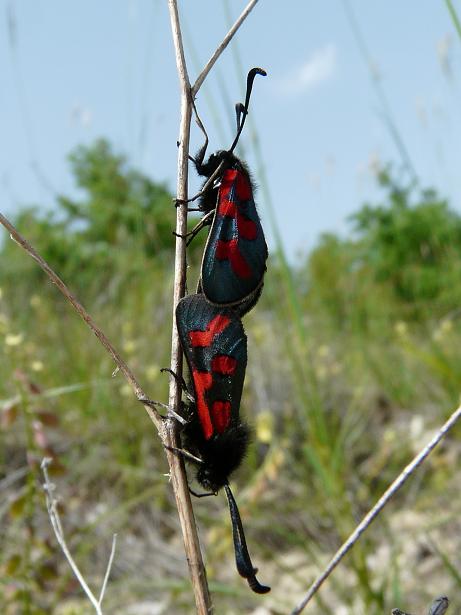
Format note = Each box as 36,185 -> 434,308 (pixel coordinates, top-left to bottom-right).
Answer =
160,368 -> 195,403
136,394 -> 168,414
175,155 -> 225,206
172,210 -> 214,245
174,196 -> 200,207
164,444 -> 203,465
136,395 -> 187,425
189,487 -> 218,498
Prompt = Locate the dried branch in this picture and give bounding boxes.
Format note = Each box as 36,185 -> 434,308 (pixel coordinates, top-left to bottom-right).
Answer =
0,212 -> 162,430
41,457 -> 116,614
167,1 -> 261,611
192,0 -> 259,96
166,1 -> 212,614
290,406 -> 461,614
99,534 -> 118,605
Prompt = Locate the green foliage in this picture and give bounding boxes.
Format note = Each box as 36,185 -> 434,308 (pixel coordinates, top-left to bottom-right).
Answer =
307,167 -> 461,323
1,139 -> 176,295
2,150 -> 461,613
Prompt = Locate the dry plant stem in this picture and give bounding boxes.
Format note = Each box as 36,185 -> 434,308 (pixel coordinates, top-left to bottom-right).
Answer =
192,0 -> 259,96
0,212 -> 162,430
290,405 -> 461,615
167,1 -> 212,613
98,534 -> 118,605
167,2 -> 259,611
41,458 -> 117,615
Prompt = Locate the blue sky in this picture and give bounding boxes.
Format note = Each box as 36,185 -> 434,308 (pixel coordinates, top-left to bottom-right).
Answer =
1,1 -> 460,260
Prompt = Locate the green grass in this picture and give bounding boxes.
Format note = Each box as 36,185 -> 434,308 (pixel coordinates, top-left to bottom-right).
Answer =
2,242 -> 460,614
2,141 -> 461,613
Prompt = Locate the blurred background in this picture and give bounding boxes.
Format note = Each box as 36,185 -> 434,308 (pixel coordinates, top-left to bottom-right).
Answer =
1,1 -> 461,613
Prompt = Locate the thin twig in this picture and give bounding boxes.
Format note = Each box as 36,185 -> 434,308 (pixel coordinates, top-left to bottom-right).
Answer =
192,0 -> 259,96
167,2 -> 259,612
0,212 -> 162,430
41,457 -> 117,615
167,1 -> 212,614
98,534 -> 118,604
290,405 -> 461,614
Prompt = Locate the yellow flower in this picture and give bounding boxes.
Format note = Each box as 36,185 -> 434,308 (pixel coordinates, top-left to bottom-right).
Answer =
256,411 -> 274,444
394,321 -> 407,336
433,318 -> 453,342
441,319 -> 453,333
123,339 -> 137,354
119,384 -> 132,397
5,333 -> 24,347
31,360 -> 44,372
30,295 -> 41,308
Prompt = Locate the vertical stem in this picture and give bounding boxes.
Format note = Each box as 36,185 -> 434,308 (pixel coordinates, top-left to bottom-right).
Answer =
167,1 -> 212,613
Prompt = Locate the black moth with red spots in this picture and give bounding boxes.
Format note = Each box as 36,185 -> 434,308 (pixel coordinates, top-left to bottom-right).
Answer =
196,151 -> 268,312
192,68 -> 268,316
176,293 -> 270,594
176,293 -> 248,491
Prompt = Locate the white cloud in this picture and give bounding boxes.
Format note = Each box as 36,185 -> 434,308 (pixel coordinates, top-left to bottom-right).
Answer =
278,44 -> 337,95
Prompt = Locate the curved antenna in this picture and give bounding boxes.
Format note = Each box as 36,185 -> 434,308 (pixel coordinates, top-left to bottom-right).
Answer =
224,483 -> 270,594
228,67 -> 267,154
234,102 -> 245,133
191,99 -> 209,167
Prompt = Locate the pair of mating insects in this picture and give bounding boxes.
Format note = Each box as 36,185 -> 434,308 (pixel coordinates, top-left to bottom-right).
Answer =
165,68 -> 270,594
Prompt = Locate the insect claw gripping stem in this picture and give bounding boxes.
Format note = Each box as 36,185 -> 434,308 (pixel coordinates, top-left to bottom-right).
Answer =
160,367 -> 195,403
164,444 -> 204,465
136,395 -> 169,413
136,395 -> 187,425
160,367 -> 188,391
189,487 -> 218,498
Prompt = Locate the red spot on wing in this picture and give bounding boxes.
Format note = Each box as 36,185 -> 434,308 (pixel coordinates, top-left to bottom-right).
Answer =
189,314 -> 231,347
218,200 -> 257,241
212,355 -> 237,375
188,318 -> 236,439
235,171 -> 252,200
211,400 -> 231,433
220,170 -> 237,200
218,170 -> 257,241
214,169 -> 258,279
221,169 -> 251,201
192,370 -> 214,440
216,239 -> 252,279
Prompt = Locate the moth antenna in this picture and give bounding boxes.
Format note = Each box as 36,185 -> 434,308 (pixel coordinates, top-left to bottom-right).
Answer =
235,102 -> 245,132
224,483 -> 270,594
192,99 -> 209,167
229,67 -> 267,154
